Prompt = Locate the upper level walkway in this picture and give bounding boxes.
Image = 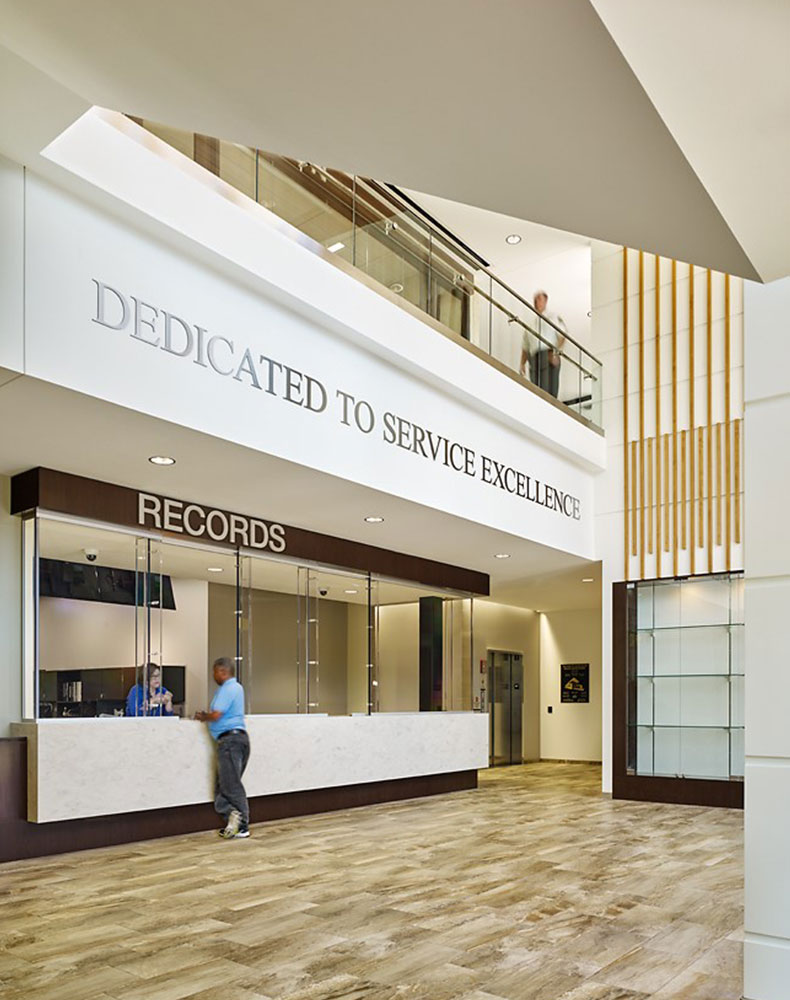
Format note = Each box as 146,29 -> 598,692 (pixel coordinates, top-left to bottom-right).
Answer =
130,116 -> 603,434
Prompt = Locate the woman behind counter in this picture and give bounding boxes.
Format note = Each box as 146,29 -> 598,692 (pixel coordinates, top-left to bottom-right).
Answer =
126,665 -> 174,717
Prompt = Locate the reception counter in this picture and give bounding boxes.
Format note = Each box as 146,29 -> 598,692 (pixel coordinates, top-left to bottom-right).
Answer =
11,711 -> 489,824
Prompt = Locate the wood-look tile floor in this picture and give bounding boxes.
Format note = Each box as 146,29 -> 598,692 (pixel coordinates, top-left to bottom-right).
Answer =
0,763 -> 743,1000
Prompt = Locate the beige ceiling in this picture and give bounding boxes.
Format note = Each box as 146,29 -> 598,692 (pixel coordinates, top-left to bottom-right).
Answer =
0,1 -> 782,281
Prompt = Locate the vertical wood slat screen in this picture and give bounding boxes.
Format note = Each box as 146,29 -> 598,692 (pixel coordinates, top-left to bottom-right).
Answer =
621,249 -> 743,580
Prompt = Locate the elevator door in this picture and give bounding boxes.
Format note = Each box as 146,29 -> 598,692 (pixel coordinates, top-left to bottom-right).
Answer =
489,651 -> 524,766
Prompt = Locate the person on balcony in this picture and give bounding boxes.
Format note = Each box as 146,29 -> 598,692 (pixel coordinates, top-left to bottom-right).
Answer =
519,290 -> 566,399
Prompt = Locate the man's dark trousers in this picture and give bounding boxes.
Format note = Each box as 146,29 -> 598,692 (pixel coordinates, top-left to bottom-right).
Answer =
215,729 -> 250,824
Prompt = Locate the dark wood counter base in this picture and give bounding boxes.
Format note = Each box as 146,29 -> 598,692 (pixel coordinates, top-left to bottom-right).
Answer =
0,739 -> 477,863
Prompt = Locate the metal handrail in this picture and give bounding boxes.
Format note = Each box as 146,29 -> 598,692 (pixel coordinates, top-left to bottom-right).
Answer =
291,160 -> 601,369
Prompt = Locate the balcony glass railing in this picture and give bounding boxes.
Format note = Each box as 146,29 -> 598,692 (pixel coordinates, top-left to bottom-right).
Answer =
133,119 -> 602,429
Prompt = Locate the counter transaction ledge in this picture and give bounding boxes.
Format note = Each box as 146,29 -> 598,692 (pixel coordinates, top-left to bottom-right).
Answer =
2,468 -> 493,862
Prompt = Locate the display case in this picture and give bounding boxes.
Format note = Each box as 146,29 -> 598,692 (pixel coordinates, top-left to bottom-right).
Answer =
630,574 -> 744,779
614,573 -> 744,808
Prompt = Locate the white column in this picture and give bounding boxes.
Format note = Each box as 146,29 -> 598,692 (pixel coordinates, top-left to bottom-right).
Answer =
744,276 -> 790,999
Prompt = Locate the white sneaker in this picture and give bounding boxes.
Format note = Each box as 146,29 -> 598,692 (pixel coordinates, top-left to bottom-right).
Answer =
219,809 -> 242,839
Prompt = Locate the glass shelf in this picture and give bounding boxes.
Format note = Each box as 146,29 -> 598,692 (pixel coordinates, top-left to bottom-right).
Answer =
630,724 -> 744,730
635,673 -> 744,679
635,623 -> 744,633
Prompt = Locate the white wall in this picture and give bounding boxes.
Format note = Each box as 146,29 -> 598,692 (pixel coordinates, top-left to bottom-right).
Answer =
39,578 -> 208,717
0,155 -> 23,372
539,609 -> 602,762
0,477 -> 21,735
743,276 -> 790,1000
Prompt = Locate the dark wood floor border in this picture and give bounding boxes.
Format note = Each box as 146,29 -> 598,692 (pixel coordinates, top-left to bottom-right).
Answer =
0,739 -> 477,863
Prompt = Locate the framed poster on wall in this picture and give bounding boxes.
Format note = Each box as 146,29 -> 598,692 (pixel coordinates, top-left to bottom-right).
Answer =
561,663 -> 589,703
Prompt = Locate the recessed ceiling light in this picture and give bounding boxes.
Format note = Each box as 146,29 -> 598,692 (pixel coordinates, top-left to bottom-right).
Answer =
344,589 -> 358,595
582,577 -> 594,583
149,455 -> 175,466
495,553 -> 511,559
505,234 -> 522,245
207,567 -> 224,573
364,516 -> 384,523
327,241 -> 345,253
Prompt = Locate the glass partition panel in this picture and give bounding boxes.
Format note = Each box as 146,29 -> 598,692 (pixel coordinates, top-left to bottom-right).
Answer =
374,579 -> 474,712
256,153 -> 354,264
354,206 -> 431,315
303,566 -> 371,715
239,554 -> 299,714
37,518 -> 143,718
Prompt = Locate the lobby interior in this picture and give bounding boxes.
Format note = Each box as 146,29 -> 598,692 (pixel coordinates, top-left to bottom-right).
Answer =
2,3 -> 789,1000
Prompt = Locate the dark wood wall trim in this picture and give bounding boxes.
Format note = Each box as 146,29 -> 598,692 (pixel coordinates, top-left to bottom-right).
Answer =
611,580 -> 743,810
0,739 -> 477,863
10,468 -> 489,596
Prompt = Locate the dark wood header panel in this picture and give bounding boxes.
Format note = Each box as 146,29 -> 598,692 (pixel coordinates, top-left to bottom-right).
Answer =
11,468 -> 489,596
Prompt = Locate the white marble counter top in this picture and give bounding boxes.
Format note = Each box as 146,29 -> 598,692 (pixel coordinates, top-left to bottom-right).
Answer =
12,712 -> 489,823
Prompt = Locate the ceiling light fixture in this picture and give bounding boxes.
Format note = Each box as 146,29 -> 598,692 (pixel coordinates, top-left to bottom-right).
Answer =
582,577 -> 594,583
494,553 -> 511,560
327,241 -> 345,253
505,234 -> 522,245
344,589 -> 359,595
207,567 -> 224,573
148,455 -> 175,466
364,516 -> 384,523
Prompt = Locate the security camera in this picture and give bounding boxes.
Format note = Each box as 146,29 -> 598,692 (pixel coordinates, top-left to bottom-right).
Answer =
84,548 -> 99,562
319,587 -> 328,597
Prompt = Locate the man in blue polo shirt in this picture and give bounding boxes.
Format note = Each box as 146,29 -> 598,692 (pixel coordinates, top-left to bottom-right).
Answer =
195,657 -> 250,839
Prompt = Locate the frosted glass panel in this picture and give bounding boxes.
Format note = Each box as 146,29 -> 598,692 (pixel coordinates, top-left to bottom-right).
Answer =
679,676 -> 729,727
636,678 -> 654,725
654,583 -> 680,628
637,586 -> 654,629
731,729 -> 745,778
653,728 -> 729,779
731,675 -> 744,728
653,727 -> 681,776
637,726 -> 654,773
653,629 -> 681,675
681,578 -> 729,626
680,626 -> 730,675
636,632 -> 654,675
654,677 -> 681,726
679,728 -> 729,779
731,625 -> 745,676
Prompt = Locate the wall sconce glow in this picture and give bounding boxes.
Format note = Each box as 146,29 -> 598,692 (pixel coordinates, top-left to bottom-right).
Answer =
364,516 -> 384,523
494,553 -> 511,559
327,242 -> 345,253
148,455 -> 175,466
505,234 -> 522,245
207,567 -> 224,573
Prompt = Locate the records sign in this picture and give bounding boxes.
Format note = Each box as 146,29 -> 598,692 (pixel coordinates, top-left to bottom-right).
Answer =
561,663 -> 590,704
